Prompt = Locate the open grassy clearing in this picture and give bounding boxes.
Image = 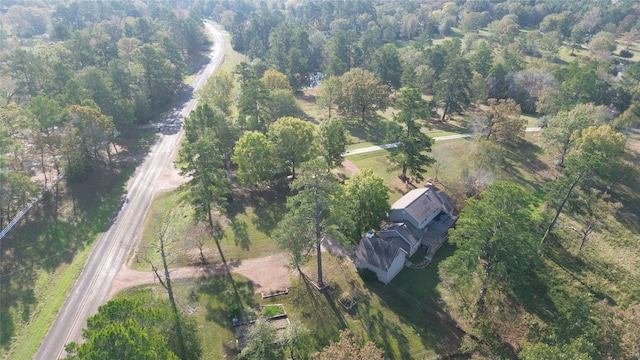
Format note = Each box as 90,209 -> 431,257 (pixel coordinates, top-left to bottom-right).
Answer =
127,122 -> 640,358
213,23 -> 247,74
0,162 -> 136,360
117,244 -> 464,359
111,23 -> 640,359
133,181 -> 289,271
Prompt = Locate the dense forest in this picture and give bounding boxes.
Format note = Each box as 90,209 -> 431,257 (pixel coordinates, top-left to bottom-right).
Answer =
1,0 -> 640,359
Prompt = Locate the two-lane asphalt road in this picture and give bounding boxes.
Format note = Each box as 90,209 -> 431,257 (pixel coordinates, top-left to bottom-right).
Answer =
34,23 -> 226,360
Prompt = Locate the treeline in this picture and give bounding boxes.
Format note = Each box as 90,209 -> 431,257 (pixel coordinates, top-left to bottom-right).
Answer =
195,0 -> 640,118
0,0 -> 208,225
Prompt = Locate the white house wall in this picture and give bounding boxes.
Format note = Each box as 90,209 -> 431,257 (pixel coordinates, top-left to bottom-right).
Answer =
355,253 -> 406,284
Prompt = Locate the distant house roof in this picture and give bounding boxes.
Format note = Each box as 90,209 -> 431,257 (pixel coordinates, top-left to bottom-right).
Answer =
391,188 -> 445,226
355,233 -> 405,271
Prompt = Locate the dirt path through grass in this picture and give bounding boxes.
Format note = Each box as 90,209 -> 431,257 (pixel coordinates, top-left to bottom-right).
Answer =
109,252 -> 292,299
341,159 -> 359,175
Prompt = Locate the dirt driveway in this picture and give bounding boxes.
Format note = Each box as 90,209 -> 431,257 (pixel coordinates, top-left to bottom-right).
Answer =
109,157 -> 353,299
109,252 -> 292,299
109,163 -> 295,298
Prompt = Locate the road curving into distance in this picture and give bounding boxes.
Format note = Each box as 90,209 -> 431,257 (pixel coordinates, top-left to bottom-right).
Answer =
34,23 -> 226,360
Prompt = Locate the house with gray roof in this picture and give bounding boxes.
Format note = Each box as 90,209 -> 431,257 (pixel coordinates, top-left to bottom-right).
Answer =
355,231 -> 407,284
389,187 -> 454,230
379,222 -> 421,258
355,185 -> 457,284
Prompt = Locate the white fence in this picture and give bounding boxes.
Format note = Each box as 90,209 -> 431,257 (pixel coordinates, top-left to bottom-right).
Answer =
0,172 -> 65,241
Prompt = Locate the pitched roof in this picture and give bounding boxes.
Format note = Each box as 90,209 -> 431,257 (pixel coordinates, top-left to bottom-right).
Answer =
391,188 -> 443,225
355,233 -> 404,271
380,223 -> 421,254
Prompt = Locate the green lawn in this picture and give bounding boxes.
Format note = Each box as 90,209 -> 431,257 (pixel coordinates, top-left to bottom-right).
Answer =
117,245 -> 463,359
0,165 -> 135,360
119,126 -> 640,359
212,22 -> 247,74
107,26 -> 640,359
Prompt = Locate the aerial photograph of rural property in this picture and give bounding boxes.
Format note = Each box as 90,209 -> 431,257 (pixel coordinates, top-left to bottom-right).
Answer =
1,0 -> 639,359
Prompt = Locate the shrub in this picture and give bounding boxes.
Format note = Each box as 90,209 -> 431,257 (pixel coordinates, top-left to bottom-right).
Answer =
619,50 -> 634,58
229,303 -> 241,319
261,305 -> 283,317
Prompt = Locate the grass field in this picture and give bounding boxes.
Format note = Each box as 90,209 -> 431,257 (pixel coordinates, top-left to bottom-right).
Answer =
0,162 -> 136,360
116,243 -> 464,359
0,26 -> 244,359
129,75 -> 640,356
11,19 -> 638,360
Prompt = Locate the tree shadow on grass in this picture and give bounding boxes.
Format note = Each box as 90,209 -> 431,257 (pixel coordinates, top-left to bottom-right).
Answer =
344,116 -> 394,144
353,292 -> 413,359
360,244 -> 464,357
229,219 -> 250,250
227,181 -> 289,237
543,241 -> 621,306
250,184 -> 288,236
427,119 -> 469,134
507,250 -> 559,323
321,282 -> 348,329
0,165 -> 131,349
287,272 -> 343,348
554,236 -> 640,303
364,281 -> 464,358
498,140 -> 549,192
201,274 -> 256,328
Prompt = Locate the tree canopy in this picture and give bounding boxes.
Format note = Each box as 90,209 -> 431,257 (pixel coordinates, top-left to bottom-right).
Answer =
334,68 -> 389,124
274,158 -> 345,286
64,298 -> 200,360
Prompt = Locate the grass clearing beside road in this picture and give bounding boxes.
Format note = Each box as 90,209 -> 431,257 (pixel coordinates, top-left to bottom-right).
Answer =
115,249 -> 463,359
0,165 -> 135,360
7,247 -> 91,360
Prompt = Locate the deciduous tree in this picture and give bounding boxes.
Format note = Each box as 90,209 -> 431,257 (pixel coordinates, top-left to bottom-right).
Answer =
267,117 -> 316,178
316,77 -> 342,120
370,43 -> 402,90
239,318 -> 278,360
476,98 -> 525,144
316,118 -> 348,170
311,329 -> 385,360
261,69 -> 291,91
541,104 -> 608,167
334,68 -> 389,124
541,125 -> 626,244
343,169 -> 389,239
435,58 -> 472,121
232,131 -> 276,186
279,321 -> 313,360
199,70 -> 235,116
61,104 -> 115,180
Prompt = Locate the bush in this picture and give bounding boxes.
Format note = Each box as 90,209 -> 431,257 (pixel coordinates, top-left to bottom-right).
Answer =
229,303 -> 241,319
619,50 -> 634,58
357,268 -> 379,283
261,305 -> 284,317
